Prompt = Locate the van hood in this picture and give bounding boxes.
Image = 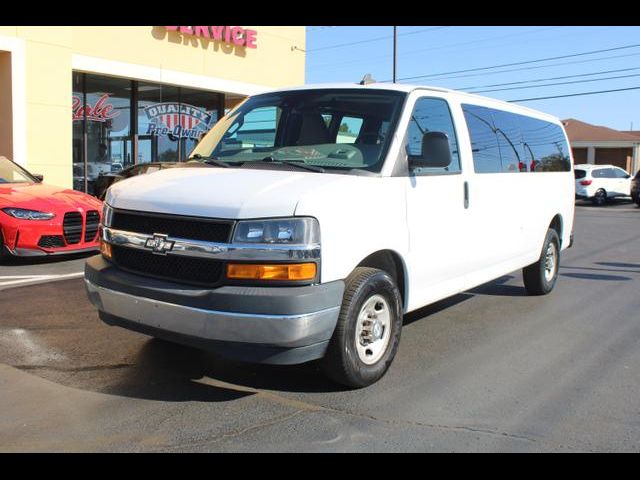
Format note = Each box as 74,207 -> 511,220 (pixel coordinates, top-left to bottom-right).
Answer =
105,166 -> 358,219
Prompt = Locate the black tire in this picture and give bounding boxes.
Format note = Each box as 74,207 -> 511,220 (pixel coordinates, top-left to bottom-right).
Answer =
592,189 -> 607,206
523,229 -> 560,296
320,267 -> 403,388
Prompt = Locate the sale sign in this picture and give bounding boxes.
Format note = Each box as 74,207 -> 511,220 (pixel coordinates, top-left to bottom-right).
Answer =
72,94 -> 120,122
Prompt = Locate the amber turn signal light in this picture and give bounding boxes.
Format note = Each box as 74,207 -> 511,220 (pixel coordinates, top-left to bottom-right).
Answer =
226,263 -> 317,281
100,240 -> 112,260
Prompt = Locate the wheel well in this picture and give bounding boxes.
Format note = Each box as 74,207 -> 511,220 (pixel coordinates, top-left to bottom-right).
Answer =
549,214 -> 563,246
357,250 -> 406,308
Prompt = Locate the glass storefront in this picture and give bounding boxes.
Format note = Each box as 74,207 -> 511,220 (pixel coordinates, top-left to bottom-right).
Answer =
72,72 -> 224,195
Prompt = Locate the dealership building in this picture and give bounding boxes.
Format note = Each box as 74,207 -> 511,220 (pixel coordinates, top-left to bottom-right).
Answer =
0,26 -> 306,194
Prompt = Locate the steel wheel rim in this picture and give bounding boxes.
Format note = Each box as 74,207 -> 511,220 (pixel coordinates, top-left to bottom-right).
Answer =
544,242 -> 558,283
354,294 -> 392,365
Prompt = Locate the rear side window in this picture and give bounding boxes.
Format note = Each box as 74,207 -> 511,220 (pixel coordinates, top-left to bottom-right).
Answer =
574,169 -> 587,179
592,168 -> 608,178
463,104 -> 571,173
612,168 -> 630,178
518,116 -> 571,172
490,109 -> 524,172
462,105 -> 501,173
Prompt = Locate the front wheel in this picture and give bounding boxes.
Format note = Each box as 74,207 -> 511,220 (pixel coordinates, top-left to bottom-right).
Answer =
523,229 -> 560,296
321,267 -> 403,388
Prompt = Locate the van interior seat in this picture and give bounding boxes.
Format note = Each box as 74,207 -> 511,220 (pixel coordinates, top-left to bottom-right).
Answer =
296,113 -> 331,146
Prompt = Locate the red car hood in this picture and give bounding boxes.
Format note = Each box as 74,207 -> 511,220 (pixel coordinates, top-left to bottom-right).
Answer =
0,182 -> 102,213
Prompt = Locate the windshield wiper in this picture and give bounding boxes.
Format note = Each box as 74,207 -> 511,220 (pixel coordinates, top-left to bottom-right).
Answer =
259,156 -> 325,173
188,154 -> 230,168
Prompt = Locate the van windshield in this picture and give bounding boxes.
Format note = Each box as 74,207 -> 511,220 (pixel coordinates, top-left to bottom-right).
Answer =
191,89 -> 406,174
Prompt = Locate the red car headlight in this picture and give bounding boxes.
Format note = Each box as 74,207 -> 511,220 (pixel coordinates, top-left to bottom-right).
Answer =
1,208 -> 56,220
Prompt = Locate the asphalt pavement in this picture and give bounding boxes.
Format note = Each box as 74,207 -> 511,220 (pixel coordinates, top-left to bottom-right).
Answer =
0,201 -> 639,452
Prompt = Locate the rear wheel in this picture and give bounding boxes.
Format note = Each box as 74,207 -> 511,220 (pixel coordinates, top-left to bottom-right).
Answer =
523,229 -> 560,296
592,188 -> 607,206
321,267 -> 403,388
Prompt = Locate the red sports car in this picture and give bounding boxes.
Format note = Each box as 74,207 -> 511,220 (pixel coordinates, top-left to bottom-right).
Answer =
0,156 -> 103,257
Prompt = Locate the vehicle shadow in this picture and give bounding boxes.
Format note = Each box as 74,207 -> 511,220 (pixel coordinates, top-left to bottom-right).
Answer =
560,272 -> 631,281
595,262 -> 640,269
0,251 -> 96,266
575,198 -> 635,208
102,274 -> 529,400
103,338 -> 344,399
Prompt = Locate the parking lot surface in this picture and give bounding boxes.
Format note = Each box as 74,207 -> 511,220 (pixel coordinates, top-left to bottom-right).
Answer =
1,202 -> 639,452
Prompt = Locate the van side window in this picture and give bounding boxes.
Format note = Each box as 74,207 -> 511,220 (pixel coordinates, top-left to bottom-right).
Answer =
518,116 -> 571,172
463,104 -> 571,173
406,97 -> 461,175
489,110 -> 525,172
337,117 -> 364,144
462,105 -> 502,173
221,106 -> 280,150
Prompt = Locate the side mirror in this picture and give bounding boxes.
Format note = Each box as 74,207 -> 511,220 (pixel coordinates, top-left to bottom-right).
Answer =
408,131 -> 452,169
32,174 -> 44,183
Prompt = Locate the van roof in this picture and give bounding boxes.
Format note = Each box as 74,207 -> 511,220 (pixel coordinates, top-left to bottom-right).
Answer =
259,82 -> 561,124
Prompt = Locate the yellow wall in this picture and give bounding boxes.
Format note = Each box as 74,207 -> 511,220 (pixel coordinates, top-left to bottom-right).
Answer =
0,51 -> 12,160
0,26 -> 306,189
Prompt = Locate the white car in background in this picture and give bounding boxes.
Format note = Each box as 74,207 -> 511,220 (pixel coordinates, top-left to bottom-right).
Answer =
574,164 -> 633,206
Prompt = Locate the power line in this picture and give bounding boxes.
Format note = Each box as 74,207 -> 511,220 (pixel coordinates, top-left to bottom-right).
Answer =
310,26 -> 558,69
305,26 -> 449,53
395,43 -> 640,82
394,51 -> 640,84
508,86 -> 640,103
473,72 -> 640,94
460,66 -> 640,91
307,26 -> 336,32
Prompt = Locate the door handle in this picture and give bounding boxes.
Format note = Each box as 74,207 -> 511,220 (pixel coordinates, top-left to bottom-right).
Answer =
464,181 -> 469,209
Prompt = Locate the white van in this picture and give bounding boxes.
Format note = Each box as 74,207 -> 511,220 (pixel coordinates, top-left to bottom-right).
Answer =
85,83 -> 575,388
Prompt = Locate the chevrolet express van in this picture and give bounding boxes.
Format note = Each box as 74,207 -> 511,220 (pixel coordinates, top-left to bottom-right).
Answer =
85,83 -> 575,388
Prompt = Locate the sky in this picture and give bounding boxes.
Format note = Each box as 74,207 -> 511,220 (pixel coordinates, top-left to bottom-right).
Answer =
304,26 -> 640,131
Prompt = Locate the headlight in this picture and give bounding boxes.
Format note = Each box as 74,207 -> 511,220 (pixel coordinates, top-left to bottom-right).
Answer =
232,217 -> 320,245
1,208 -> 55,220
102,203 -> 113,227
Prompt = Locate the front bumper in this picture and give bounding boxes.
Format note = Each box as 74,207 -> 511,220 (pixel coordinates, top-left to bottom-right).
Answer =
1,217 -> 100,256
84,256 -> 344,364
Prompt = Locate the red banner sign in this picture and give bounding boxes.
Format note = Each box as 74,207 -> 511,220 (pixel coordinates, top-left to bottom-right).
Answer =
72,94 -> 120,122
165,26 -> 258,49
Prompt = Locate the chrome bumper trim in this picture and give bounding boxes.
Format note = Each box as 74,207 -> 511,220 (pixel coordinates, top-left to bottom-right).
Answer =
102,227 -> 321,261
85,280 -> 340,347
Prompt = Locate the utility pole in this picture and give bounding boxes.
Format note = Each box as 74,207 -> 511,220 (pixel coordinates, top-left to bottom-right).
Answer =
392,26 -> 397,83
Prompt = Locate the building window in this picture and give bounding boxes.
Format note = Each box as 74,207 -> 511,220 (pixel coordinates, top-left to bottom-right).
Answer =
72,72 -> 224,195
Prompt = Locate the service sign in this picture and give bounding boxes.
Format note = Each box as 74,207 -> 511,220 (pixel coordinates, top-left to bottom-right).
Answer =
164,26 -> 258,49
144,102 -> 213,140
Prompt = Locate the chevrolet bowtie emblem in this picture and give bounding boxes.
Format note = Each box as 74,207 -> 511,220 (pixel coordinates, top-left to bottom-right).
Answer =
144,234 -> 175,255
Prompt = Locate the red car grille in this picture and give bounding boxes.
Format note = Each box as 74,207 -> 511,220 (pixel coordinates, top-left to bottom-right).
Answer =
84,211 -> 100,242
63,212 -> 83,244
